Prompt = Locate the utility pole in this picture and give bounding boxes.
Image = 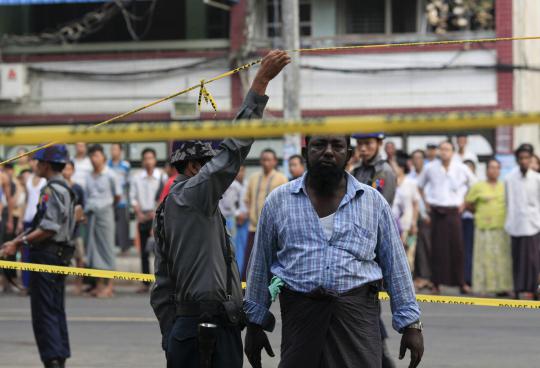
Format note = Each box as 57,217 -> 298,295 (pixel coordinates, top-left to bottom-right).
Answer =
281,0 -> 302,173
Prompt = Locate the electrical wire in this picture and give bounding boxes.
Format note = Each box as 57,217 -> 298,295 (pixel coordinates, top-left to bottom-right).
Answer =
0,0 -> 159,47
299,63 -> 540,74
114,0 -> 158,41
0,2 -> 120,46
27,57 -> 223,81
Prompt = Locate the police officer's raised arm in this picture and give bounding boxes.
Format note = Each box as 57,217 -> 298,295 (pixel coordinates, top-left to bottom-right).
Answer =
183,51 -> 291,215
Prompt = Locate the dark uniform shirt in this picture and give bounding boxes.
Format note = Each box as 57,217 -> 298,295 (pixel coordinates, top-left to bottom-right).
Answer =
150,91 -> 269,344
36,175 -> 76,243
352,154 -> 397,205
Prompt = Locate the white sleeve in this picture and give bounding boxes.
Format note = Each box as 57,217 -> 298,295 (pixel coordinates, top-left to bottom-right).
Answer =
416,166 -> 428,189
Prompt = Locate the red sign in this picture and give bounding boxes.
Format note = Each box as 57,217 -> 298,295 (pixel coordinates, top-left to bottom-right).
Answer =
7,68 -> 17,81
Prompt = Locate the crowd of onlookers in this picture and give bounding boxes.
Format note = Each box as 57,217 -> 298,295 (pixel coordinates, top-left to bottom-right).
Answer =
377,136 -> 540,299
1,136 -> 539,300
0,142 -> 170,298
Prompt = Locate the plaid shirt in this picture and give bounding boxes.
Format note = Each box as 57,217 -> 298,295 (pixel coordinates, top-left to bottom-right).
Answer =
244,173 -> 421,333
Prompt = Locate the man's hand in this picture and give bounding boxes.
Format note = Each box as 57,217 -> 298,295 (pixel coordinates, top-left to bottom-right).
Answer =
410,224 -> 418,236
136,211 -> 146,224
251,50 -> 291,96
399,328 -> 424,368
1,240 -> 18,257
245,324 -> 275,368
16,220 -> 24,235
6,219 -> 14,235
236,212 -> 247,226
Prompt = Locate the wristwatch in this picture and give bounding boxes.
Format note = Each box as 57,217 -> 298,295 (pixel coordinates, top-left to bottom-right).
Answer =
406,321 -> 423,332
22,235 -> 30,248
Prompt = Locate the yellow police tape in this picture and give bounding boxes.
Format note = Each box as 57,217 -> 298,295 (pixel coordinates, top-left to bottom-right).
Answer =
2,35 -> 540,164
0,259 -> 155,283
1,110 -> 540,145
1,260 -> 539,309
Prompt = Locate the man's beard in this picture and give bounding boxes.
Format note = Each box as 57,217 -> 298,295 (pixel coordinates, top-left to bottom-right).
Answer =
306,160 -> 346,196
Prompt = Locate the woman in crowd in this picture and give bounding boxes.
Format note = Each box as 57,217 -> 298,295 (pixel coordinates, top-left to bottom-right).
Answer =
465,158 -> 513,296
392,153 -> 420,271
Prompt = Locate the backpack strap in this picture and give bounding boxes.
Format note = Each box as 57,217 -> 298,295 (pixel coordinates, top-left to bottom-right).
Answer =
47,179 -> 76,204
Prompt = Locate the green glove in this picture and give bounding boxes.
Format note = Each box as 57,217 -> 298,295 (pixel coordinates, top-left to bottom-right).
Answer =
407,235 -> 417,249
268,276 -> 285,302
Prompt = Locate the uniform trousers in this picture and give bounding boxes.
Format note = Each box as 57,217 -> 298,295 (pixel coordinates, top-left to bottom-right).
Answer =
29,248 -> 70,363
166,316 -> 243,368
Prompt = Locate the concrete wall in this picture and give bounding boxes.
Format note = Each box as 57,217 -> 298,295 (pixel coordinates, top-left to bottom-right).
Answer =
513,0 -> 540,152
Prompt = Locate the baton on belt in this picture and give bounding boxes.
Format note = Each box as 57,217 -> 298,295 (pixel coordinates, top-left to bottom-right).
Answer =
198,323 -> 218,368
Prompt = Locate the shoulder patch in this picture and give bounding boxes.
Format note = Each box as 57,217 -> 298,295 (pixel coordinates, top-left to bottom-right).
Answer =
44,186 -> 52,195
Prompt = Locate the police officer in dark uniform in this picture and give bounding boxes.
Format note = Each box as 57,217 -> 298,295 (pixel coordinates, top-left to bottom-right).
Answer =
352,132 -> 397,205
351,132 -> 398,368
1,145 -> 77,368
150,50 -> 289,368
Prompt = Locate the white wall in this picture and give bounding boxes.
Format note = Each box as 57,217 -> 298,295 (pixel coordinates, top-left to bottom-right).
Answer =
250,49 -> 497,111
20,58 -> 231,116
513,0 -> 540,152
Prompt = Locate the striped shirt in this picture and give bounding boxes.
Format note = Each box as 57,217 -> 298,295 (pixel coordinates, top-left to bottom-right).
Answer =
244,172 -> 421,333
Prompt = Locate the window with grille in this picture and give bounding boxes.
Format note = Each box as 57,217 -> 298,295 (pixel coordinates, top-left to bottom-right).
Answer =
343,0 -> 418,35
266,0 -> 312,38
392,0 -> 418,33
345,0 -> 385,34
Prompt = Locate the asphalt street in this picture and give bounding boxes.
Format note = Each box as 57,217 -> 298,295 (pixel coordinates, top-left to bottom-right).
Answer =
0,288 -> 539,368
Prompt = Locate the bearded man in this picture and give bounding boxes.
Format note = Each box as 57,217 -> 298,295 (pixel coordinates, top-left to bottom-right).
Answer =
243,135 -> 424,368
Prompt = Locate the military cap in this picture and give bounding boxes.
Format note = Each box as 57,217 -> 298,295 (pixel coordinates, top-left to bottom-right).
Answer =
170,140 -> 216,164
352,132 -> 385,140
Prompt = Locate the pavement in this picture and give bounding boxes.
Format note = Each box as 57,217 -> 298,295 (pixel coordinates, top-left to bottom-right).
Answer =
0,287 -> 539,368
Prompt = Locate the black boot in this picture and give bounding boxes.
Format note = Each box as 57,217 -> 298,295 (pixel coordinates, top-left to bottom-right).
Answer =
44,359 -> 62,368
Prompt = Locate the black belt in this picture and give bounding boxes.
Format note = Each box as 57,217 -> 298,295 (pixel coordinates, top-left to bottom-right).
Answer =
31,243 -> 74,261
282,281 -> 381,301
176,301 -> 225,318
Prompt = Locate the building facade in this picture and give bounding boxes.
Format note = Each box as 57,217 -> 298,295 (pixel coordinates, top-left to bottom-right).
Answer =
0,0 -> 535,167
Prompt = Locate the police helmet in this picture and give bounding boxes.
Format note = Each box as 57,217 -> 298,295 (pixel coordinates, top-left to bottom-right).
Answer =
32,145 -> 69,164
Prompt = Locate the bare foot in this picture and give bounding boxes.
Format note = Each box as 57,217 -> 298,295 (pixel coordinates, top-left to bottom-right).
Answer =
96,289 -> 114,298
136,285 -> 150,294
460,285 -> 472,295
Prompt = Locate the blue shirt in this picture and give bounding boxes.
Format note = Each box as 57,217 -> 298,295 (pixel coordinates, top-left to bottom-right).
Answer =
107,159 -> 130,208
244,173 -> 421,333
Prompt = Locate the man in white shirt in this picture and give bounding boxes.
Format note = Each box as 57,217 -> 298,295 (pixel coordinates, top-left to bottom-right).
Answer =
219,165 -> 249,274
72,142 -> 93,187
504,143 -> 540,299
455,134 -> 479,165
425,143 -> 438,163
417,141 -> 477,293
408,149 -> 432,290
131,148 -> 166,293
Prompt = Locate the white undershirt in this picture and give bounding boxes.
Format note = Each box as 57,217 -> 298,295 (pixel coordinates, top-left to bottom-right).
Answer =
23,175 -> 46,223
319,212 -> 335,241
